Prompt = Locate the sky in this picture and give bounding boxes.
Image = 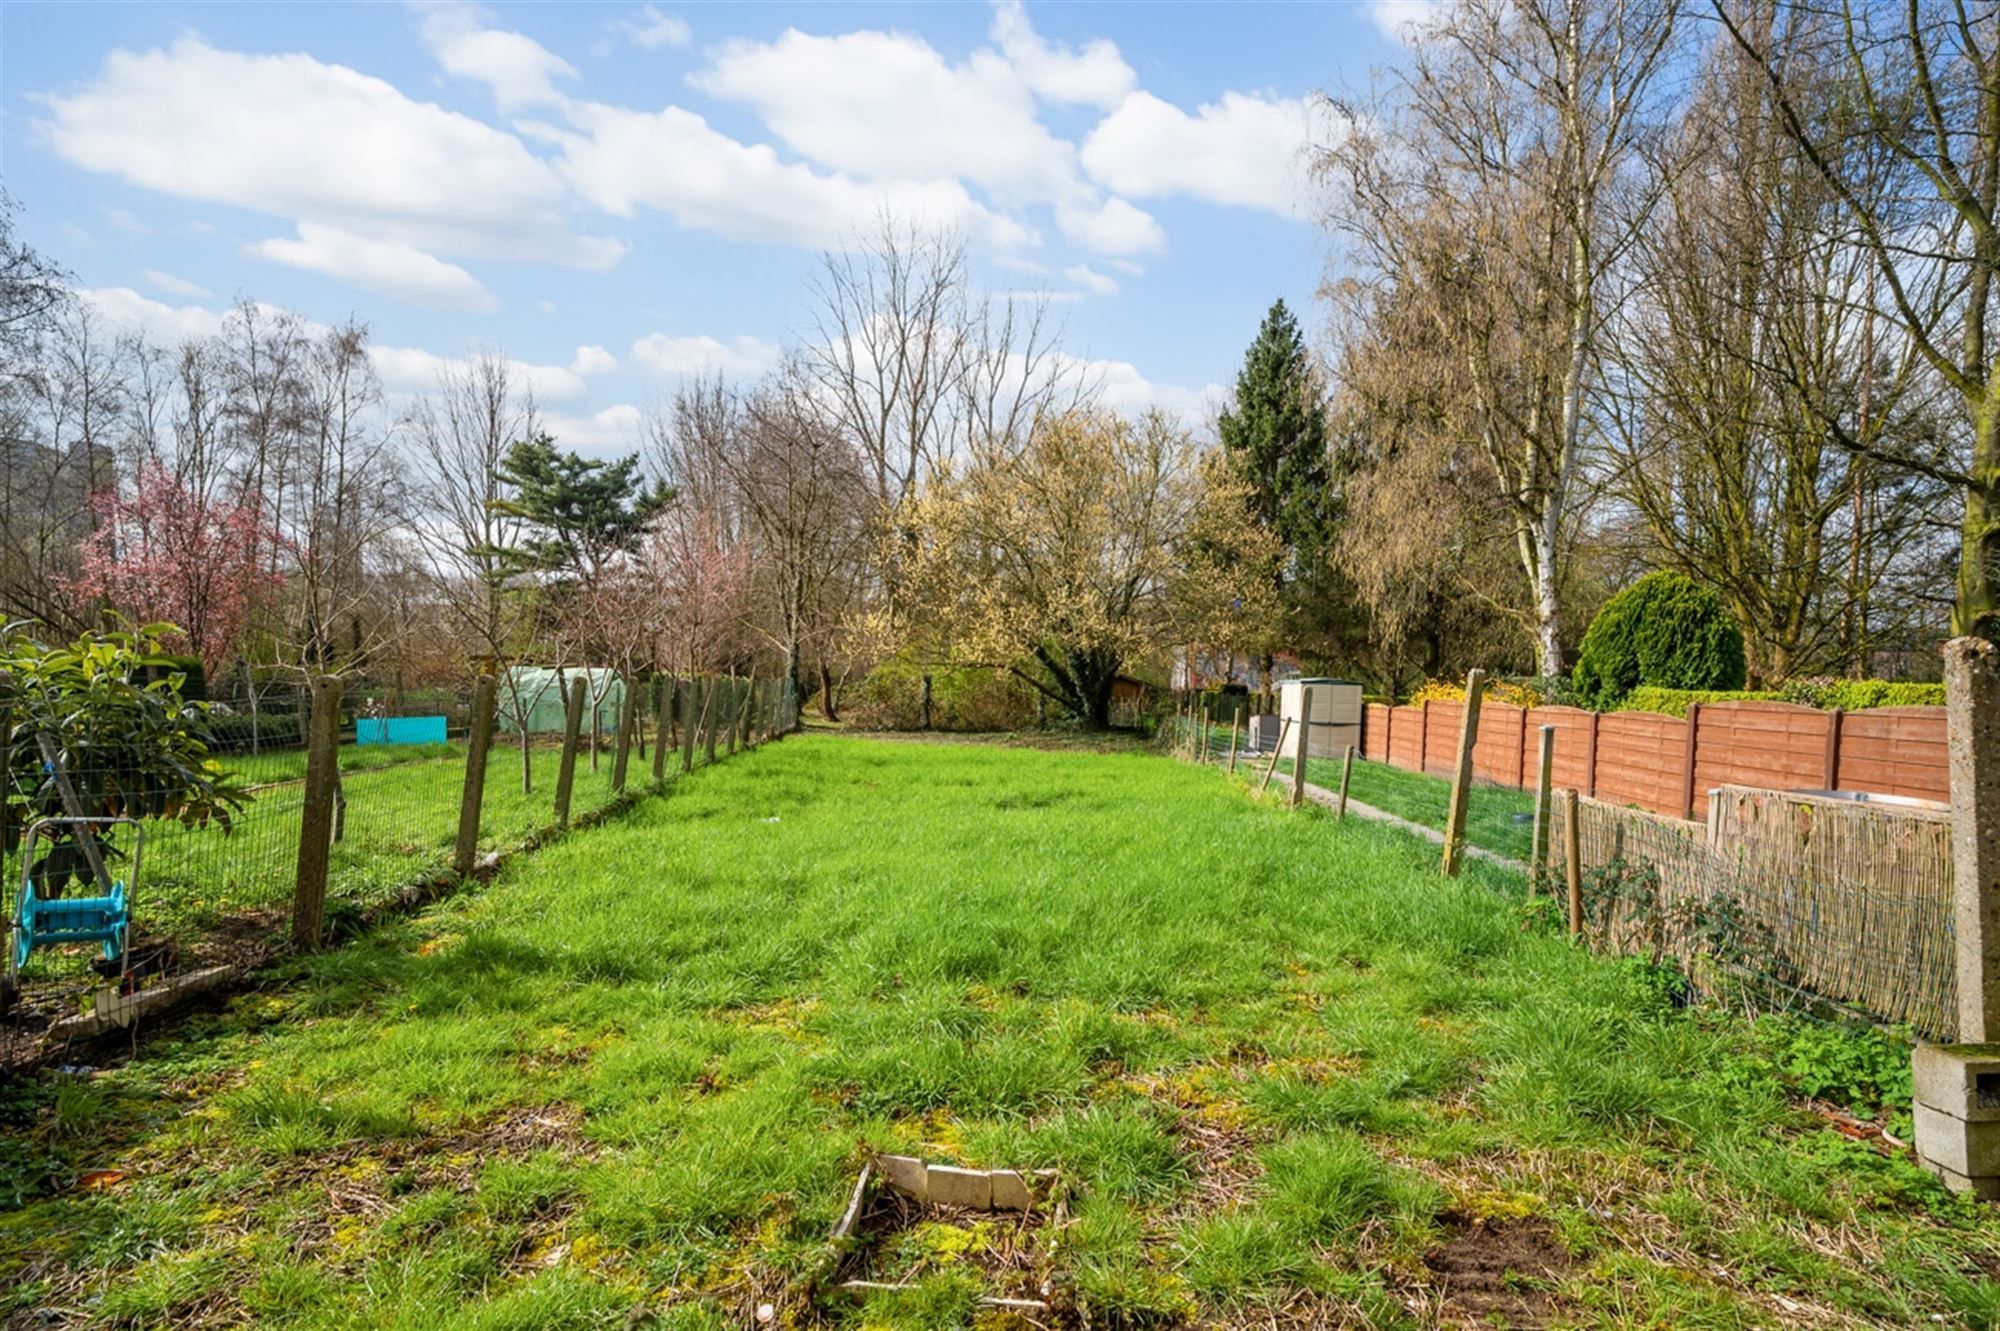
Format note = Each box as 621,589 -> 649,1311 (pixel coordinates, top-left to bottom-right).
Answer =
1,0 -> 1417,454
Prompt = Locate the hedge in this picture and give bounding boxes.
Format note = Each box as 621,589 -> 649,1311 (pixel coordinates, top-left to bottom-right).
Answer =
1615,682 -> 1943,717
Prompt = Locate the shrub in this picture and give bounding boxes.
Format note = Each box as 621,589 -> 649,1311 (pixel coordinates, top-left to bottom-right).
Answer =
1573,572 -> 1746,708
1778,677 -> 1946,710
843,656 -> 1039,731
1406,678 -> 1541,708
1617,687 -> 1783,718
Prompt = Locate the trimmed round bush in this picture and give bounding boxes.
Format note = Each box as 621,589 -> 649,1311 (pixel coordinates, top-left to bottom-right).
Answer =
1572,572 -> 1746,709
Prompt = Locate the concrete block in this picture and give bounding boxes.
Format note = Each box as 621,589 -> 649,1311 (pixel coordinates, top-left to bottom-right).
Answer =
988,1170 -> 1033,1211
1914,1042 -> 2000,1122
1914,1101 -> 2000,1178
874,1154 -> 928,1202
1919,1155 -> 2000,1200
926,1165 -> 991,1209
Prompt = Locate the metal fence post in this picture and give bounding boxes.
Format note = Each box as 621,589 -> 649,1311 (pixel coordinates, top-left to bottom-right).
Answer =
553,675 -> 586,827
611,671 -> 637,792
291,673 -> 343,951
1442,668 -> 1487,877
453,675 -> 497,876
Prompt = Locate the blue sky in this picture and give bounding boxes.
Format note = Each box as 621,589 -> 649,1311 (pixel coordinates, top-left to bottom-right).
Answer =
2,1 -> 1412,451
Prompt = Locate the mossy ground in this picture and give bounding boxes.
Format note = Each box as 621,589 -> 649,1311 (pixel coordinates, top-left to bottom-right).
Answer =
2,735 -> 1995,1328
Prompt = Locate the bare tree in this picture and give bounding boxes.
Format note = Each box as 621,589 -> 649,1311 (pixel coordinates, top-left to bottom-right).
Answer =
1322,0 -> 1685,675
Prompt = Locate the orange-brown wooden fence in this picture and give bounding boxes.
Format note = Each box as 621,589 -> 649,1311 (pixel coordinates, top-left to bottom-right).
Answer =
1360,698 -> 1948,819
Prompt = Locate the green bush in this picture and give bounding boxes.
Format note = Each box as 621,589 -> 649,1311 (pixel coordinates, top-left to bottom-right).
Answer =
1573,572 -> 1746,708
1778,677 -> 1946,710
206,711 -> 306,753
1616,687 -> 1783,718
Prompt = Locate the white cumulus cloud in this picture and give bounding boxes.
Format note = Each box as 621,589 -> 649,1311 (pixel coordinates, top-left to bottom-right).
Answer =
250,223 -> 499,312
570,344 -> 618,375
142,269 -> 213,300
369,343 -> 589,401
1082,90 -> 1319,217
631,332 -> 781,379
988,0 -> 1135,108
417,1 -> 577,110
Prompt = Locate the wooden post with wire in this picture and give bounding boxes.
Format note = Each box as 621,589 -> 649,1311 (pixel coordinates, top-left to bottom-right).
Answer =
1441,669 -> 1488,876
680,678 -> 698,773
553,675 -> 586,827
611,671 -> 638,792
1336,745 -> 1354,820
1226,714 -> 1240,775
1258,717 -> 1293,796
1289,685 -> 1313,809
652,676 -> 671,782
453,675 -> 497,877
291,674 -> 343,951
1529,724 -> 1555,891
1564,789 -> 1584,937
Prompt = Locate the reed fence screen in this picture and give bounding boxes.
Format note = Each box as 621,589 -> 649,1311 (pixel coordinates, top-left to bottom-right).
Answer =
1549,785 -> 1957,1039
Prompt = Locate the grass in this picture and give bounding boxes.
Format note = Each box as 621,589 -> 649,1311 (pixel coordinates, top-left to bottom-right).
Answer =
222,742 -> 466,788
7,735 -> 686,984
1,735 -> 1995,1329
1204,726 -> 1537,861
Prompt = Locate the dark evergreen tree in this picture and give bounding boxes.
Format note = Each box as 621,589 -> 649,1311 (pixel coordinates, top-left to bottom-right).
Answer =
1216,300 -> 1357,675
492,435 -> 673,587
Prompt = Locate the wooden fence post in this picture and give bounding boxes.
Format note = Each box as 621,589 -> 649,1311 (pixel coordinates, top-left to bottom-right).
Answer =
1336,744 -> 1355,820
611,671 -> 637,792
1564,790 -> 1584,937
681,678 -> 698,773
726,677 -> 741,756
1290,686 -> 1313,809
291,674 -> 343,951
1441,669 -> 1487,877
554,675 -> 586,827
453,674 -> 497,877
1259,717 -> 1293,796
1227,714 -> 1241,775
1680,702 -> 1703,821
1418,699 -> 1431,773
1584,712 -> 1601,799
652,676 -> 670,782
701,679 -> 720,764
1530,724 -> 1555,888
738,675 -> 756,751
1823,706 -> 1844,791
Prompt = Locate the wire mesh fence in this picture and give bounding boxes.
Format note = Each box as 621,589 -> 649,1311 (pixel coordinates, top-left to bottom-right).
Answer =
2,671 -> 799,1020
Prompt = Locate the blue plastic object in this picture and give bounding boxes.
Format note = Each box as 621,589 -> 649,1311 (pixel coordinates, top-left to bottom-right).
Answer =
356,715 -> 448,745
13,879 -> 127,971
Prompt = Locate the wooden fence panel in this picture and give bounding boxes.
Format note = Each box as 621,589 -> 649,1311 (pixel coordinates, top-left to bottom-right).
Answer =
1591,710 -> 1688,815
1526,706 -> 1594,793
1473,702 -> 1525,784
1834,707 -> 1950,804
1363,703 -> 1392,762
1388,705 -> 1424,769
1693,702 -> 1830,799
1423,700 -> 1462,775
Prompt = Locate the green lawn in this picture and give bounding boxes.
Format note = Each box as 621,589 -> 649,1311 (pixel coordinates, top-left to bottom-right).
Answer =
2,736 -> 1993,1329
1203,729 -> 1537,861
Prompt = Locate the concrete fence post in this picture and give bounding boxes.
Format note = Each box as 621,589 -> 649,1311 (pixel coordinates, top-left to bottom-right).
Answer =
1441,669 -> 1487,877
1915,636 -> 2000,1198
553,675 -> 586,827
453,674 -> 497,877
291,674 -> 343,951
